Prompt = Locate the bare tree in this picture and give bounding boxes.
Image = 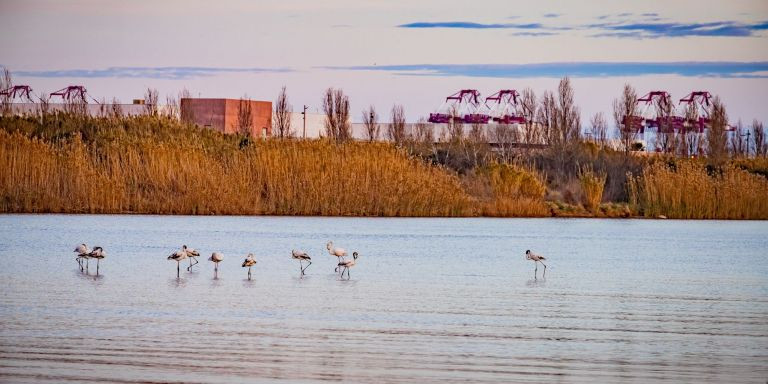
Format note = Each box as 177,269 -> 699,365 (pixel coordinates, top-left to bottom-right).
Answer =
590,112 -> 608,147
753,120 -> 766,157
612,83 -> 639,155
537,90 -> 556,146
1,67 -> 12,116
520,87 -> 540,150
179,88 -> 194,123
654,95 -> 675,154
467,122 -> 489,168
362,105 -> 380,142
388,104 -> 406,145
165,93 -> 179,119
274,86 -> 292,138
238,95 -> 253,137
555,77 -> 581,147
491,124 -> 516,163
144,88 -> 159,116
730,120 -> 747,158
322,88 -> 350,143
707,96 -> 728,166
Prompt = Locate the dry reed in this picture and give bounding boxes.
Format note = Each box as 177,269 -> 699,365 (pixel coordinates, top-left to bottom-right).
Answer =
629,160 -> 768,219
578,167 -> 607,213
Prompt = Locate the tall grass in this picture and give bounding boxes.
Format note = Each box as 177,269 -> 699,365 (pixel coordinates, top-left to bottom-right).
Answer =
578,167 -> 607,213
0,128 -> 475,216
463,163 -> 549,217
629,160 -> 768,219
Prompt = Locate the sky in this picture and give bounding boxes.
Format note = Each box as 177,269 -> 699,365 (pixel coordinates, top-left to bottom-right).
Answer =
1,0 -> 767,125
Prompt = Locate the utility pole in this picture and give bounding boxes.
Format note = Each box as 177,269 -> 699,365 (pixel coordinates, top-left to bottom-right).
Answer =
302,104 -> 308,139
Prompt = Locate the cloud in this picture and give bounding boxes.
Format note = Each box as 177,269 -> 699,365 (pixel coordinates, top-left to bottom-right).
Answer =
398,21 -> 543,29
511,31 -> 557,36
543,13 -> 560,18
397,18 -> 767,39
600,21 -> 759,37
14,66 -> 292,80
334,62 -> 768,78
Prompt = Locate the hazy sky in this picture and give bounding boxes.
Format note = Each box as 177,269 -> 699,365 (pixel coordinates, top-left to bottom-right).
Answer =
1,0 -> 767,124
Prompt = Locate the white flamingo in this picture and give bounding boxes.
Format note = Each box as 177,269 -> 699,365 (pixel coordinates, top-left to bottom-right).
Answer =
241,253 -> 257,280
338,252 -> 359,280
168,249 -> 188,277
292,249 -> 312,276
327,241 -> 347,272
88,246 -> 106,274
209,252 -> 224,276
73,243 -> 91,270
525,250 -> 547,278
182,245 -> 200,271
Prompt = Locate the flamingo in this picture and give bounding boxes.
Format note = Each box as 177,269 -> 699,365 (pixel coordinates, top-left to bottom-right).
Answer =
241,253 -> 257,280
209,252 -> 223,277
182,245 -> 200,271
88,247 -> 106,275
326,241 -> 347,272
73,243 -> 91,271
291,249 -> 312,276
168,249 -> 188,277
338,252 -> 359,280
525,250 -> 547,278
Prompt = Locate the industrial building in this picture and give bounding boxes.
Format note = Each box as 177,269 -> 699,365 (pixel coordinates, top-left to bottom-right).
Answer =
180,98 -> 272,138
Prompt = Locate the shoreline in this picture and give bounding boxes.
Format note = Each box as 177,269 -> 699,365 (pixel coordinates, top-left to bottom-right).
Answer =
2,211 -> 765,221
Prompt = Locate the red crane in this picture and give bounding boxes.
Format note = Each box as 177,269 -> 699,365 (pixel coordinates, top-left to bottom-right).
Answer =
485,90 -> 526,124
428,89 -> 489,124
50,85 -> 88,103
637,91 -> 685,133
0,85 -> 34,102
678,91 -> 712,133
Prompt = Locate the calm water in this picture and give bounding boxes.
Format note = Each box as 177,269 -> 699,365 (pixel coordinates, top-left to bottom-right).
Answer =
0,215 -> 766,383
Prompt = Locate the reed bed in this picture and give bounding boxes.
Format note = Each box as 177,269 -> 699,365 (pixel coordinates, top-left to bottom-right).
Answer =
463,163 -> 550,217
629,161 -> 768,219
578,167 -> 607,213
0,128 -> 476,216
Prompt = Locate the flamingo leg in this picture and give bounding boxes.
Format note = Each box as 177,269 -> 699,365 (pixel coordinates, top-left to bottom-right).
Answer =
301,261 -> 312,275
248,266 -> 252,280
299,260 -> 303,275
540,261 -> 547,277
534,261 -> 538,278
176,260 -> 180,278
96,259 -> 100,275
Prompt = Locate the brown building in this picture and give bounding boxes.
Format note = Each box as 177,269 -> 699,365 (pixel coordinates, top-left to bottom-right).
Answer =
180,98 -> 272,138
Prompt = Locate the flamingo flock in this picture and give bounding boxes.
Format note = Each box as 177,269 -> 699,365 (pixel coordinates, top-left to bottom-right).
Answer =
72,241 -> 551,280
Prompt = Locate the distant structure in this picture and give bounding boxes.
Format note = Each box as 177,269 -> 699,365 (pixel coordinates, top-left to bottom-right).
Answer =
180,98 -> 272,138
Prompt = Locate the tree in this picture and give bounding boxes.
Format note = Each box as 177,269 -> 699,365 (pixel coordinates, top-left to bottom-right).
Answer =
753,120 -> 766,157
274,86 -> 292,138
388,104 -> 406,145
612,83 -> 639,155
706,96 -> 728,166
1,67 -> 12,116
520,87 -> 540,149
322,88 -> 350,143
179,89 -> 194,123
654,95 -> 675,154
362,105 -> 380,142
729,120 -> 747,158
238,95 -> 253,137
590,112 -> 608,147
554,77 -> 581,148
144,88 -> 159,116
537,90 -> 556,146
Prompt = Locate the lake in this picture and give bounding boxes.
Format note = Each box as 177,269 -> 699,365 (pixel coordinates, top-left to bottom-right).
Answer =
0,215 -> 766,383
